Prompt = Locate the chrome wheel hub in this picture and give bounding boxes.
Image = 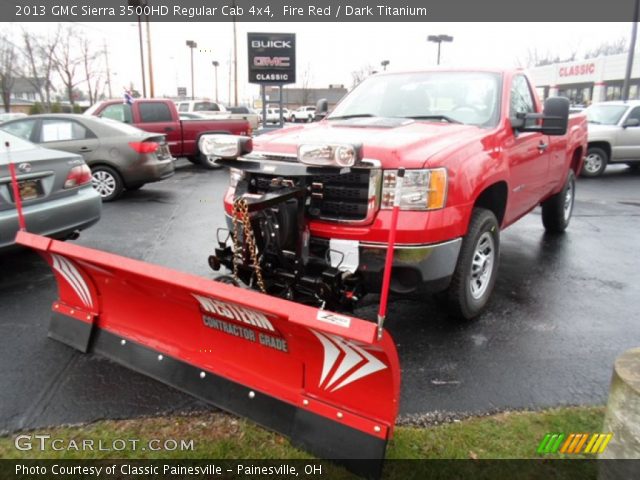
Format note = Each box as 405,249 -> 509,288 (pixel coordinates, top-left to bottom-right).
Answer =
470,232 -> 495,300
584,153 -> 603,174
92,171 -> 116,197
563,180 -> 574,221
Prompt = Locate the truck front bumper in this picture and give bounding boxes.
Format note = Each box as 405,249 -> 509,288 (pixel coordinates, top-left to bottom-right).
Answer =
352,238 -> 462,294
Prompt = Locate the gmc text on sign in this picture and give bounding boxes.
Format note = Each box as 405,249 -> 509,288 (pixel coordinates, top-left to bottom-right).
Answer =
247,32 -> 296,84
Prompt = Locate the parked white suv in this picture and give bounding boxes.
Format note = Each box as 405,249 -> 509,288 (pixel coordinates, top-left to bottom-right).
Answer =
583,101 -> 640,176
290,106 -> 316,123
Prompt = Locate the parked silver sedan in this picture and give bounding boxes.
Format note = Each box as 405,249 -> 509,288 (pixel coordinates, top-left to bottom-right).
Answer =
1,114 -> 175,201
0,129 -> 101,251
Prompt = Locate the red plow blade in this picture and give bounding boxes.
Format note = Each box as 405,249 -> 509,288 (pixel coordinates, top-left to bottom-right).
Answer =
17,231 -> 400,477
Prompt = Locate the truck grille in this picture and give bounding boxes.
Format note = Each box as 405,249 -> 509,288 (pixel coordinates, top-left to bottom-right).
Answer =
253,167 -> 380,224
308,171 -> 373,222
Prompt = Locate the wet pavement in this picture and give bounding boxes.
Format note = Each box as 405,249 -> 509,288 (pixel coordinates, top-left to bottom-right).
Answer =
1,160 -> 639,433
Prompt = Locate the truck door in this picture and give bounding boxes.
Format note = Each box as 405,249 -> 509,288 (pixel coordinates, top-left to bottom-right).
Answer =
614,106 -> 640,160
135,101 -> 182,156
503,75 -> 550,222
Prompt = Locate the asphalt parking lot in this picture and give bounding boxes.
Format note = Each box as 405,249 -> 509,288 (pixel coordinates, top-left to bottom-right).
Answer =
1,159 -> 639,433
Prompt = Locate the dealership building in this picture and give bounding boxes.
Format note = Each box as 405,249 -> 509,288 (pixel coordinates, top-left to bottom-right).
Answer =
529,52 -> 640,105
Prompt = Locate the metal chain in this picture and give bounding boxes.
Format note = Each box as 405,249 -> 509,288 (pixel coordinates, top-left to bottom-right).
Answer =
231,197 -> 266,293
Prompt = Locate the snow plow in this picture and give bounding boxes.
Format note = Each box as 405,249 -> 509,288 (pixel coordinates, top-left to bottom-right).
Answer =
8,140 -> 404,478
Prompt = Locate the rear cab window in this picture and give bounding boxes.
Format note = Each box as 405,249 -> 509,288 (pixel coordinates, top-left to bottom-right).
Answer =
138,102 -> 173,123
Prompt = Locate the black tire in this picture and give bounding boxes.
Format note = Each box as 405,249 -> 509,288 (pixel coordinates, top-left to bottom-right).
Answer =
91,165 -> 124,202
186,156 -> 201,164
581,147 -> 608,177
542,171 -> 575,233
126,183 -> 144,191
446,208 -> 500,320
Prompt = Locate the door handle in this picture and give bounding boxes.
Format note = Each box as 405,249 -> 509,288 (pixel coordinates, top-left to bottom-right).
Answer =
538,142 -> 548,152
79,147 -> 90,151
164,127 -> 174,132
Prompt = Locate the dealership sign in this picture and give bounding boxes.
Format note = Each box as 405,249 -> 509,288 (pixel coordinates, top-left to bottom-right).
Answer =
559,62 -> 596,78
247,32 -> 296,84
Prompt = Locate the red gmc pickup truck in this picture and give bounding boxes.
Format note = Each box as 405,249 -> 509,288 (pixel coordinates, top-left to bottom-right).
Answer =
85,99 -> 251,169
200,69 -> 588,319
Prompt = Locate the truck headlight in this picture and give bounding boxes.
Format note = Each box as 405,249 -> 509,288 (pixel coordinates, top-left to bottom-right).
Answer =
381,168 -> 448,210
198,135 -> 252,159
297,143 -> 360,167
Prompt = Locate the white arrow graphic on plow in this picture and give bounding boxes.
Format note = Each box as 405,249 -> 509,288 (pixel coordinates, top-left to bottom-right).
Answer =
312,330 -> 387,392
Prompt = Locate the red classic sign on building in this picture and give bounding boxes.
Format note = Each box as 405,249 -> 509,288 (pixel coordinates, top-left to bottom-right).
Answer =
559,63 -> 596,77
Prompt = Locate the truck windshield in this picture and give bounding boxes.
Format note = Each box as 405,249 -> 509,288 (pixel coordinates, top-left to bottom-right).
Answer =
329,71 -> 502,127
585,104 -> 628,125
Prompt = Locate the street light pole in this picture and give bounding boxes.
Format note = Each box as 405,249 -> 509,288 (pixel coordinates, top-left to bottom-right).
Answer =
623,0 -> 640,101
427,34 -> 454,66
146,18 -> 155,97
381,60 -> 390,71
212,61 -> 219,103
128,0 -> 146,97
186,40 -> 197,100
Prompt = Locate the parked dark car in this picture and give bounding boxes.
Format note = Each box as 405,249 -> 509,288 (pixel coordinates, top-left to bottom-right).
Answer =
0,129 -> 101,251
1,114 -> 175,201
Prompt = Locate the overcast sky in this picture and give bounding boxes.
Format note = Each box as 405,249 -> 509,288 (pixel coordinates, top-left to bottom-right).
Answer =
4,22 -> 634,104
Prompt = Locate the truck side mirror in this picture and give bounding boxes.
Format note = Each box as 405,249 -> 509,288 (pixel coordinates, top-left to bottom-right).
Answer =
513,97 -> 570,136
315,98 -> 328,121
623,118 -> 640,128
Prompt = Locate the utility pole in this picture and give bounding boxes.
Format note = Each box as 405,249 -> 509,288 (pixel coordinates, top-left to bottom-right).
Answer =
145,17 -> 155,97
623,0 -> 640,101
130,0 -> 147,97
103,40 -> 113,98
232,6 -> 238,106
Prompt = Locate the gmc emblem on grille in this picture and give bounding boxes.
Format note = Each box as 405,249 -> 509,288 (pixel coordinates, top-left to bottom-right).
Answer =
18,163 -> 32,173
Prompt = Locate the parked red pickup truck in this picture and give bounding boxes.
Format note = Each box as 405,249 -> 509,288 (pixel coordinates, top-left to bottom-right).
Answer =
85,99 -> 251,169
200,69 -> 588,319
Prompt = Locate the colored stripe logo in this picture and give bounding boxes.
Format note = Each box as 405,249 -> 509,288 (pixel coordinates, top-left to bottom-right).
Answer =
537,433 -> 613,454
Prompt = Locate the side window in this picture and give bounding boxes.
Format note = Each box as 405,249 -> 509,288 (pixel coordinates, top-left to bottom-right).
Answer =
626,107 -> 640,124
40,120 -> 90,143
100,104 -> 132,124
510,76 -> 536,123
139,102 -> 172,123
3,120 -> 37,141
178,103 -> 188,112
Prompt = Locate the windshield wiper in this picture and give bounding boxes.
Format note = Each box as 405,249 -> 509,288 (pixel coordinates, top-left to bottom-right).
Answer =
402,115 -> 462,124
327,113 -> 376,120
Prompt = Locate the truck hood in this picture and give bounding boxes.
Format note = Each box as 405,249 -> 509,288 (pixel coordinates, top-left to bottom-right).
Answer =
252,118 -> 490,168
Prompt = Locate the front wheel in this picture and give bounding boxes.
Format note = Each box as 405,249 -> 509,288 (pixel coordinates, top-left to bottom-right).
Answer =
446,208 -> 500,320
91,165 -> 124,202
198,151 -> 223,170
581,147 -> 608,177
541,171 -> 575,233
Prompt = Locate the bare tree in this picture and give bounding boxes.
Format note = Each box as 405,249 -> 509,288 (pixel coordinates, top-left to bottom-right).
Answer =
53,28 -> 84,106
299,64 -> 313,105
79,36 -> 104,105
518,48 -> 578,68
584,37 -> 628,59
350,64 -> 376,89
21,27 -> 60,111
0,35 -> 17,113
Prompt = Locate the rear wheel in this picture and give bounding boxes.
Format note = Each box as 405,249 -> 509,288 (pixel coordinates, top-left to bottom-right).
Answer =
186,156 -> 201,164
446,208 -> 500,320
581,147 -> 608,177
541,171 -> 575,233
91,165 -> 123,202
